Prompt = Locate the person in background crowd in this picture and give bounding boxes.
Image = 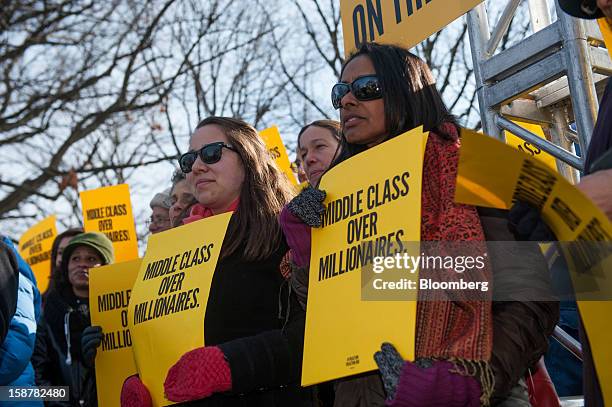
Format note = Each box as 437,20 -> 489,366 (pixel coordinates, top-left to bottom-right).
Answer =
168,169 -> 197,228
148,189 -> 172,234
292,157 -> 308,184
296,120 -> 342,187
0,239 -> 18,344
119,116 -> 309,407
283,119 -> 343,406
281,120 -> 342,312
0,236 -> 42,407
32,232 -> 114,407
47,228 -> 83,297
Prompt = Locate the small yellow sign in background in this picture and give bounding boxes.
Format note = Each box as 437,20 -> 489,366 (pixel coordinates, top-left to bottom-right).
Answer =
504,120 -> 558,172
259,126 -> 298,185
80,184 -> 139,263
18,215 -> 57,293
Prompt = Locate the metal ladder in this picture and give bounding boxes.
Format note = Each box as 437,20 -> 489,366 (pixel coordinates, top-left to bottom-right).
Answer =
466,0 -> 612,183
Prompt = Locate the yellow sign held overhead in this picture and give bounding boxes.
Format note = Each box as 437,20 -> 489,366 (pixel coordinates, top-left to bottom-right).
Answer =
259,126 -> 298,185
302,127 -> 427,386
341,0 -> 484,55
80,184 -> 139,263
128,213 -> 232,407
18,216 -> 57,293
455,128 -> 612,404
90,259 -> 141,407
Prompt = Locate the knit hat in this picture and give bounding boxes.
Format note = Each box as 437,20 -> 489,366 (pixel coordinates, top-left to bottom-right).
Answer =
558,0 -> 603,19
150,188 -> 172,210
61,232 -> 115,269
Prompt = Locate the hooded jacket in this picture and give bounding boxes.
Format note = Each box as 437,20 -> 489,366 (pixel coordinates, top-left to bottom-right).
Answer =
0,239 -> 18,344
0,237 -> 42,407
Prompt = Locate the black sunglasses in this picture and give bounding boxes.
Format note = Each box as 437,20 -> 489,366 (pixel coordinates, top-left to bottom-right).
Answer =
178,142 -> 237,173
331,75 -> 383,109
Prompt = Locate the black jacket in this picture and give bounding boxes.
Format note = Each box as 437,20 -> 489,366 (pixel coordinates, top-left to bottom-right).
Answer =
32,287 -> 96,406
0,238 -> 19,343
177,240 -> 311,407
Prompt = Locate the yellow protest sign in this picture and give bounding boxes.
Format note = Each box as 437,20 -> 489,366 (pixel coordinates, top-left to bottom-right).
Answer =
259,126 -> 298,185
80,184 -> 139,263
302,127 -> 427,386
18,216 -> 57,293
128,213 -> 232,406
341,0 -> 484,55
89,259 -> 141,407
504,121 -> 558,172
455,129 -> 612,403
598,18 -> 612,61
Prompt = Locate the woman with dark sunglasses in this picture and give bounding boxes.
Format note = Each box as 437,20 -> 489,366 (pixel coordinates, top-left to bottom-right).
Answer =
120,117 -> 313,407
285,43 -> 558,406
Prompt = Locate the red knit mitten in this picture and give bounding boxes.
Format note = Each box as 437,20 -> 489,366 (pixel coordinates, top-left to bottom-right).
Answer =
120,375 -> 152,407
164,346 -> 232,402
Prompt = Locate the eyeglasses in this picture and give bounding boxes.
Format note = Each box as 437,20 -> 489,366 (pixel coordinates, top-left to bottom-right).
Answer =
146,216 -> 170,227
178,142 -> 237,174
331,75 -> 382,109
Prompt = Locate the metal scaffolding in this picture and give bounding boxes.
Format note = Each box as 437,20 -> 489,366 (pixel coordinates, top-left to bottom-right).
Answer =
467,0 -> 612,182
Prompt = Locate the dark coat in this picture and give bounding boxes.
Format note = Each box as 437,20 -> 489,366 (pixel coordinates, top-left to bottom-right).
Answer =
32,287 -> 96,407
0,238 -> 19,344
176,240 -> 312,407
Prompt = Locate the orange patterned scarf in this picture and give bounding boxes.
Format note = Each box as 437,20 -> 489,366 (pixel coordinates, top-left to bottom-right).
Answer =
417,124 -> 494,402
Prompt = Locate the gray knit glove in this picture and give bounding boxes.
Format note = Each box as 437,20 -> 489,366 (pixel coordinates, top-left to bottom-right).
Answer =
374,342 -> 434,401
374,342 -> 404,400
287,186 -> 326,227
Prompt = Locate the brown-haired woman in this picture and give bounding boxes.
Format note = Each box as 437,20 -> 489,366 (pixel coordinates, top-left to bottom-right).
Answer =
296,120 -> 341,187
121,117 -> 311,407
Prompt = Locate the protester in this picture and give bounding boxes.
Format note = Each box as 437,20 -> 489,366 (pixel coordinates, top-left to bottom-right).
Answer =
168,169 -> 197,227
47,228 -> 83,296
296,120 -> 342,187
148,189 -> 172,234
0,236 -> 42,407
0,239 -> 18,344
281,120 -> 341,312
32,232 -> 114,407
282,43 -> 558,406
119,116 -> 309,407
292,157 -> 308,184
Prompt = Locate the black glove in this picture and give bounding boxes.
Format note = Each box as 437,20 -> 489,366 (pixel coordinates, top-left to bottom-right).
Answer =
508,201 -> 556,241
287,186 -> 326,227
81,325 -> 103,367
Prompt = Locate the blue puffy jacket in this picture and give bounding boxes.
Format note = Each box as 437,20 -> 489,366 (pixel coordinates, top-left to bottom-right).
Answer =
0,237 -> 42,407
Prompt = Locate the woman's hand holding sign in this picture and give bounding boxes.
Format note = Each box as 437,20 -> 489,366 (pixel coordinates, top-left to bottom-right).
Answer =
121,375 -> 152,407
164,346 -> 232,402
374,343 -> 481,407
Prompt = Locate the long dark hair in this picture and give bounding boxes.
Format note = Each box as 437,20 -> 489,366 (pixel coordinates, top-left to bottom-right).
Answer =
194,117 -> 295,261
335,43 -> 457,161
